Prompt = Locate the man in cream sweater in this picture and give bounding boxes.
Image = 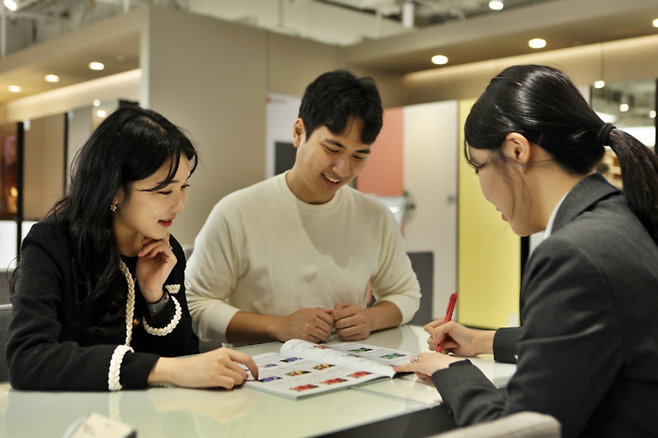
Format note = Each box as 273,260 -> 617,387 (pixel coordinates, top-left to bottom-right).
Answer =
186,70 -> 421,345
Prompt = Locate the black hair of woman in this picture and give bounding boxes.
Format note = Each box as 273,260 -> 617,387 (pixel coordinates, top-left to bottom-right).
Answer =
464,64 -> 658,242
12,106 -> 198,335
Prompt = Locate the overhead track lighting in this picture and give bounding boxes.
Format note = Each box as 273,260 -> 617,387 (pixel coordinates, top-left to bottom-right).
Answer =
402,0 -> 414,28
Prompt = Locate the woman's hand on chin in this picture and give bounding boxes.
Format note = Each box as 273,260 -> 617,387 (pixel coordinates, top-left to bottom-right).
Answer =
136,233 -> 177,302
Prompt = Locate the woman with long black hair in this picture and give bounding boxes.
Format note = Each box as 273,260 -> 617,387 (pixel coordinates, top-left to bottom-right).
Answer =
397,65 -> 658,437
7,106 -> 257,391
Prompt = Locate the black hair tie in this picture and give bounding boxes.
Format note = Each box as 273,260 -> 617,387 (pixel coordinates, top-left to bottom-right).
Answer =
596,123 -> 615,146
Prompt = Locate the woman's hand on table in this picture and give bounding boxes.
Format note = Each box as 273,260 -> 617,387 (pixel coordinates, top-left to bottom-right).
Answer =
393,353 -> 461,379
149,348 -> 259,389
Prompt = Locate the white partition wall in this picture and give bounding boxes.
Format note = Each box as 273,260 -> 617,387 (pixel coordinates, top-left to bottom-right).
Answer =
403,101 -> 459,319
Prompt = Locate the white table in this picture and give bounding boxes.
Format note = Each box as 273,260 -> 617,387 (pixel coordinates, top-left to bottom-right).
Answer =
0,325 -> 516,438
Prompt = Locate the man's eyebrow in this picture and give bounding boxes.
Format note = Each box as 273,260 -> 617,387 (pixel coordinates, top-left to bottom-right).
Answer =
324,138 -> 371,155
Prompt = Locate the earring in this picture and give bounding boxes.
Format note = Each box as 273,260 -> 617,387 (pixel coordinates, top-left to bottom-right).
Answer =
110,203 -> 118,212
519,164 -> 524,171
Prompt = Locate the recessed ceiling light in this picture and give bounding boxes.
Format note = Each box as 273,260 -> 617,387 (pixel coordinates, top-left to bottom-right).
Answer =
8,85 -> 21,93
96,110 -> 107,118
650,110 -> 656,119
93,99 -> 101,107
653,18 -> 658,28
619,103 -> 629,113
593,81 -> 605,89
489,1 -> 504,10
431,55 -> 449,65
45,74 -> 60,83
89,62 -> 105,71
529,38 -> 546,49
3,0 -> 17,11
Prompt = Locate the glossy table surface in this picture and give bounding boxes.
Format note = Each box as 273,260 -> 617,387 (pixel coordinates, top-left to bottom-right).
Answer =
0,325 -> 516,438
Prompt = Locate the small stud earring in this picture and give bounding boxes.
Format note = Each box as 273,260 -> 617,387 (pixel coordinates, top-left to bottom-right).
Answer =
110,203 -> 118,212
519,164 -> 524,171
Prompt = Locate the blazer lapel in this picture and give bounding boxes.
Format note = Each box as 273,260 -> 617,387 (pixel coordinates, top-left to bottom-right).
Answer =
552,173 -> 620,234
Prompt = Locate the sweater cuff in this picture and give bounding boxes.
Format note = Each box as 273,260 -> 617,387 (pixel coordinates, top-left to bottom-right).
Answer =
493,327 -> 523,364
377,293 -> 420,325
120,351 -> 161,389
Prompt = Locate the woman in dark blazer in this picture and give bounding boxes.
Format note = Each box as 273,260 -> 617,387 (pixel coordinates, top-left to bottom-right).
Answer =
396,65 -> 658,438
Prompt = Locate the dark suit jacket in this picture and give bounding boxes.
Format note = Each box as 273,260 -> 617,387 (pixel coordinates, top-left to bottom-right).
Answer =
432,174 -> 658,438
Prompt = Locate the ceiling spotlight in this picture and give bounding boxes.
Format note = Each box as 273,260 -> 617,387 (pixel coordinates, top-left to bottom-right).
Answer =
650,110 -> 656,119
593,80 -> 605,89
8,85 -> 21,93
93,99 -> 101,107
89,62 -> 105,71
431,55 -> 449,65
529,38 -> 546,49
653,18 -> 658,28
489,1 -> 504,11
4,0 -> 17,11
45,74 -> 60,83
619,104 -> 629,112
96,110 -> 107,118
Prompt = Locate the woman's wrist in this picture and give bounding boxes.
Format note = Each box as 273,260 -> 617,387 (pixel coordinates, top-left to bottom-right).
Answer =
145,290 -> 169,314
475,330 -> 496,355
148,357 -> 177,386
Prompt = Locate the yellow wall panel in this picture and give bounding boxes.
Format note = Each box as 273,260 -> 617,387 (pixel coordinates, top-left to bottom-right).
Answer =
457,99 -> 521,329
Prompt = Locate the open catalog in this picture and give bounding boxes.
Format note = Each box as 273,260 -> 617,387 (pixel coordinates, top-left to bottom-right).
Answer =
244,339 -> 415,399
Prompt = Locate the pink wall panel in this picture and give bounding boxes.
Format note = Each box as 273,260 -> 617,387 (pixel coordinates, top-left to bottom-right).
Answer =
356,107 -> 404,196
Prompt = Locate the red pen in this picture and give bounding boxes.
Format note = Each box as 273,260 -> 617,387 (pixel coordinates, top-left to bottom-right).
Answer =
435,292 -> 458,353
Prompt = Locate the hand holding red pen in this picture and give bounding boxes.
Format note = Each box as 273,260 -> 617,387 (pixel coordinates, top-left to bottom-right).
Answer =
425,321 -> 496,357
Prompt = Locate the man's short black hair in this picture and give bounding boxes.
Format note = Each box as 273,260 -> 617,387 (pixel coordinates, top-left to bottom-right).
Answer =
298,69 -> 383,145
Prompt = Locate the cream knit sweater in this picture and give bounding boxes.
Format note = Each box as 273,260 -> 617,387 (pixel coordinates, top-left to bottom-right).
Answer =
186,173 -> 420,343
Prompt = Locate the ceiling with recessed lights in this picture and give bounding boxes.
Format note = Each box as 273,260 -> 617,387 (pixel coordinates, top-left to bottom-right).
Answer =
0,0 -> 657,104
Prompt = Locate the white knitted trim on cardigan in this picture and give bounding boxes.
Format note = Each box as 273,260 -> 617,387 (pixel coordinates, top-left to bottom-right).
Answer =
165,284 -> 181,295
108,345 -> 134,391
143,295 -> 182,336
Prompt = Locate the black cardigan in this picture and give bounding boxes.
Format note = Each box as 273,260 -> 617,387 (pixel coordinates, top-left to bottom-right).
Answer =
6,217 -> 199,391
432,174 -> 658,438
